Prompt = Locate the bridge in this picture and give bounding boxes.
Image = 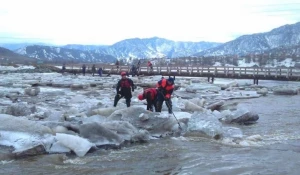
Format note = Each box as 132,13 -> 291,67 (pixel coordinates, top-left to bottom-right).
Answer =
60,65 -> 300,84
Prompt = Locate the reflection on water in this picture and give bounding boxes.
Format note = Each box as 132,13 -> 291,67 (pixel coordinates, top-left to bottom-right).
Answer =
1,80 -> 300,175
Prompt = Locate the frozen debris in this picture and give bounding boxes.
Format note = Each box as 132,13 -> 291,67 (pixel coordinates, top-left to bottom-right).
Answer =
24,87 -> 40,96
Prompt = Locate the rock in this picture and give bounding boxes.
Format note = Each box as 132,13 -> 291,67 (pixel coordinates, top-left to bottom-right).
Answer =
12,145 -> 46,158
231,112 -> 259,125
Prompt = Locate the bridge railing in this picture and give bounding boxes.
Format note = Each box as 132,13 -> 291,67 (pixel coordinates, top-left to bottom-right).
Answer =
90,65 -> 300,79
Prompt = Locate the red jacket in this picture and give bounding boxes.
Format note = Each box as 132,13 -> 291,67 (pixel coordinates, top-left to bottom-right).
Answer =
144,88 -> 157,101
156,79 -> 174,99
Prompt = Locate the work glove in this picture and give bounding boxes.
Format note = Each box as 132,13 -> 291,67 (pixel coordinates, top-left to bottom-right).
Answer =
165,94 -> 171,100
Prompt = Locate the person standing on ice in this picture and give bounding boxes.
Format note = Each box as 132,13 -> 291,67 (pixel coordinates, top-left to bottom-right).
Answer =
98,67 -> 102,77
147,61 -> 153,72
113,71 -> 135,107
91,64 -> 96,76
138,88 -> 158,112
156,77 -> 175,114
82,64 -> 86,76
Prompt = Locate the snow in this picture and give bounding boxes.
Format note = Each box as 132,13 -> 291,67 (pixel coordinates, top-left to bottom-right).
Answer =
212,58 -> 297,68
0,65 -> 35,71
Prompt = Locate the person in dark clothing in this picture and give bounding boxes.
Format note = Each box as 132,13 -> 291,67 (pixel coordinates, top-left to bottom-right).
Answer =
137,59 -> 141,69
91,64 -> 96,76
138,88 -> 158,112
82,64 -> 86,76
131,65 -> 137,77
115,60 -> 120,69
156,77 -> 175,114
98,67 -> 102,77
61,63 -> 66,74
114,71 -> 135,107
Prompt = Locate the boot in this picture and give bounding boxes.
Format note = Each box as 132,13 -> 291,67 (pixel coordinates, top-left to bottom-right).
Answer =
114,94 -> 121,107
126,98 -> 131,107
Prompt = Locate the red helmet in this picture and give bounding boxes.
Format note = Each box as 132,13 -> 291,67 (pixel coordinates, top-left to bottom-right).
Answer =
138,94 -> 144,100
121,72 -> 126,76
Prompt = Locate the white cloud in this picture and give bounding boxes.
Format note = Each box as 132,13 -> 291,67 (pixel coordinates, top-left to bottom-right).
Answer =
0,0 -> 299,45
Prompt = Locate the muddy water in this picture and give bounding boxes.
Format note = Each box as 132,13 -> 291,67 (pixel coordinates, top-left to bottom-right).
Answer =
1,80 -> 300,175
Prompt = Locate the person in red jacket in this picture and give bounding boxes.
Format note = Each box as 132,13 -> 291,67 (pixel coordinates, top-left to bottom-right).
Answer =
147,61 -> 153,71
114,71 -> 135,107
156,76 -> 175,114
138,88 -> 158,112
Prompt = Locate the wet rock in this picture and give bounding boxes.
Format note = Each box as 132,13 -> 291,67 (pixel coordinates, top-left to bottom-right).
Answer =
231,112 -> 259,125
12,145 -> 46,158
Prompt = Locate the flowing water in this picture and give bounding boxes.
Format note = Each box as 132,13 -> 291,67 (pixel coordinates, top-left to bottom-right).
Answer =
1,80 -> 300,175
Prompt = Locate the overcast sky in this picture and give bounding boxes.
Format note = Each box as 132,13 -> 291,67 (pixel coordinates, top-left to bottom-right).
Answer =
0,0 -> 299,45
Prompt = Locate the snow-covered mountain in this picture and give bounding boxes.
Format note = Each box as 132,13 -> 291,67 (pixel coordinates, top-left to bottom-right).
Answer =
62,44 -> 108,51
98,37 -> 221,59
14,37 -> 220,62
15,45 -> 116,63
0,47 -> 36,64
196,22 -> 300,56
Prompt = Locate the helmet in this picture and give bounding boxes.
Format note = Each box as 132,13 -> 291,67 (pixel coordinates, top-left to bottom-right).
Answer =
121,72 -> 127,76
167,77 -> 174,84
138,94 -> 144,100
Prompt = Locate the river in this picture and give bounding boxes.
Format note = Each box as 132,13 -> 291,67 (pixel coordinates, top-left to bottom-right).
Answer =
1,79 -> 300,175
